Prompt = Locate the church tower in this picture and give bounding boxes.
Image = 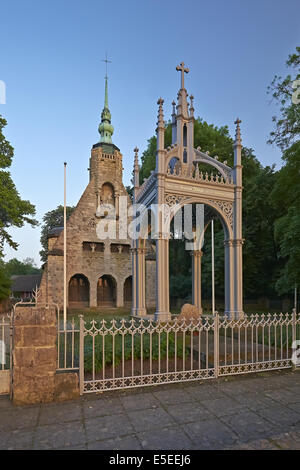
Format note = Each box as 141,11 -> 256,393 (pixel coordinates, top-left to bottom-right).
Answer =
39,69 -> 156,311
89,74 -> 124,219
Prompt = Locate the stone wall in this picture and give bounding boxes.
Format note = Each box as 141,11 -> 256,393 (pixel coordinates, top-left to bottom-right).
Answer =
39,144 -> 156,310
12,306 -> 79,405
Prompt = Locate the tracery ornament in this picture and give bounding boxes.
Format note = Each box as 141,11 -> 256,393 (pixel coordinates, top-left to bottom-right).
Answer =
209,200 -> 233,227
165,194 -> 187,207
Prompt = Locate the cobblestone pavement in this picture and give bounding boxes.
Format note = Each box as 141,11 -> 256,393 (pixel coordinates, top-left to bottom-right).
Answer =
1,370 -> 300,450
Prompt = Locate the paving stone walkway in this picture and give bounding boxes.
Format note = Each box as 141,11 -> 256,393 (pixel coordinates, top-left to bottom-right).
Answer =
1,370 -> 300,450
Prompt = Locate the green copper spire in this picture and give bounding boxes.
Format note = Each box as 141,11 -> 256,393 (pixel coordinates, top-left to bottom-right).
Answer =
104,75 -> 108,108
98,69 -> 114,144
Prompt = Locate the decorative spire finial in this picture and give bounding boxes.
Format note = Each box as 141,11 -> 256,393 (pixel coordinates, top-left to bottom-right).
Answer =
102,53 -> 111,108
133,147 -> 140,192
98,54 -> 114,144
176,61 -> 189,89
134,147 -> 139,163
134,147 -> 139,170
189,94 -> 194,117
157,97 -> 165,128
172,100 -> 176,115
234,118 -> 242,145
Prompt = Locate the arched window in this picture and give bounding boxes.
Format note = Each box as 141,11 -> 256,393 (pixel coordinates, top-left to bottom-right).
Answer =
68,274 -> 90,308
97,275 -> 116,307
168,157 -> 180,173
183,123 -> 187,147
101,182 -> 115,206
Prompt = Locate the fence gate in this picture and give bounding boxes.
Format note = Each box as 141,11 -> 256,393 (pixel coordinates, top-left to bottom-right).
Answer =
0,313 -> 12,396
79,315 -> 216,394
75,311 -> 299,394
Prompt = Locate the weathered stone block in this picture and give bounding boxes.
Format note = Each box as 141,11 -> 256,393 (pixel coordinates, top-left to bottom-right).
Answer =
13,327 -> 23,348
13,367 -> 55,382
13,347 -> 35,367
13,375 -> 55,405
22,326 -> 56,347
21,365 -> 55,379
54,372 -> 80,402
14,307 -> 56,326
34,346 -> 57,366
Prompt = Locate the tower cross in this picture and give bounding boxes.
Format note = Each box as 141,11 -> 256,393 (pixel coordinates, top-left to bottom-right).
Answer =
102,53 -> 111,79
176,62 -> 189,89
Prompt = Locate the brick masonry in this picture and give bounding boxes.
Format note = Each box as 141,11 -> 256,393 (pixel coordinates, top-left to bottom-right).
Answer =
39,143 -> 156,310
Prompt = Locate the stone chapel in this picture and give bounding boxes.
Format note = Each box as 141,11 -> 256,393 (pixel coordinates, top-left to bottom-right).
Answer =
39,76 -> 156,309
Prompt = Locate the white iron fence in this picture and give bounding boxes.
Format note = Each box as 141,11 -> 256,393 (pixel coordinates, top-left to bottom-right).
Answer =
0,313 -> 12,395
56,311 -> 300,394
57,311 -> 79,371
0,313 -> 12,371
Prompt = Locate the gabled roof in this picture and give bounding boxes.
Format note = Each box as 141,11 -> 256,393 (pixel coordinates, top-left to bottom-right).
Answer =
47,226 -> 63,238
11,274 -> 42,293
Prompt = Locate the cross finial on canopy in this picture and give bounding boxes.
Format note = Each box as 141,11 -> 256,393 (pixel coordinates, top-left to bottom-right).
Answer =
176,62 -> 189,89
102,52 -> 111,79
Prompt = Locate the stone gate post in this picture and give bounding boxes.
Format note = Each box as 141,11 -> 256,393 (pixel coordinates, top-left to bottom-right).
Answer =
12,306 -> 79,405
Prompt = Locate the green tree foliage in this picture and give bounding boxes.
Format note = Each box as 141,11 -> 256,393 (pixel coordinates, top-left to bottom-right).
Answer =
271,141 -> 300,293
0,259 -> 11,301
242,164 -> 278,297
267,47 -> 300,151
0,257 -> 40,301
169,239 -> 192,301
0,115 -> 38,301
267,47 -> 300,295
40,205 -> 74,262
4,257 -> 40,277
139,136 -> 157,184
0,115 -> 37,253
125,185 -> 134,202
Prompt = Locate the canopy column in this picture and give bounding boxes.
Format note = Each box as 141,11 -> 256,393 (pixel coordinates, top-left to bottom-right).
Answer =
155,235 -> 171,321
224,239 -> 235,316
131,240 -> 147,317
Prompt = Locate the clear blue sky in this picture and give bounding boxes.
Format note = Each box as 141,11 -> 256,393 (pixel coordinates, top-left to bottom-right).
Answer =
1,0 -> 299,266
